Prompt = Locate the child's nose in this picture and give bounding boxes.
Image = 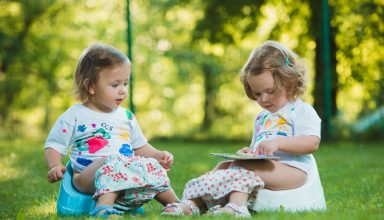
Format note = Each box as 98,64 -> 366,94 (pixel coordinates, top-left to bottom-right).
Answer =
119,86 -> 127,94
260,94 -> 268,102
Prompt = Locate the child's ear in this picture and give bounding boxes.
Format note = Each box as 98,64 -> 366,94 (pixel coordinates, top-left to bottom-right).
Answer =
84,79 -> 95,95
89,86 -> 95,95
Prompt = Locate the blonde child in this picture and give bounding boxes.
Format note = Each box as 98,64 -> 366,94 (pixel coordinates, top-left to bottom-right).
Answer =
162,40 -> 321,217
45,43 -> 178,217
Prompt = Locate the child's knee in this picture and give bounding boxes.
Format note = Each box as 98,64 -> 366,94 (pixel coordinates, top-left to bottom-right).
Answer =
213,161 -> 231,171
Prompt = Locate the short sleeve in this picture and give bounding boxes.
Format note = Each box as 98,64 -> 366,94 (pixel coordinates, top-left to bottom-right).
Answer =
129,114 -> 148,149
293,103 -> 321,138
44,115 -> 74,156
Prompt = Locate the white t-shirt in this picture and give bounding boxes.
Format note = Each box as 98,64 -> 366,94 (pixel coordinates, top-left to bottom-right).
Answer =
250,99 -> 321,173
45,104 -> 147,172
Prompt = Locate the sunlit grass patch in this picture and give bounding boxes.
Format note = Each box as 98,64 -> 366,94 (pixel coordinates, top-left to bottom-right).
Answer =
25,196 -> 57,218
1,139 -> 383,219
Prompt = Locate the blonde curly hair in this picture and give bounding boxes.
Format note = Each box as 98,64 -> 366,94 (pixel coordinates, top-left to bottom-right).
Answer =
240,40 -> 308,101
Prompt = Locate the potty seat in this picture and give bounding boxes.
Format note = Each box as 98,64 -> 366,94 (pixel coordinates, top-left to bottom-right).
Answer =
249,154 -> 326,212
57,161 -> 144,216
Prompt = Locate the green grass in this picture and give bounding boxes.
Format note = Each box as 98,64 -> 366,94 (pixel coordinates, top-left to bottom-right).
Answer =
0,139 -> 383,219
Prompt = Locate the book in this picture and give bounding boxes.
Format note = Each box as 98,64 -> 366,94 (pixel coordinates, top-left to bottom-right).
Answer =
209,152 -> 280,160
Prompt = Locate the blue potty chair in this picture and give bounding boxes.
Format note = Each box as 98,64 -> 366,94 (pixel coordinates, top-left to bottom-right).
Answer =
57,161 -> 144,216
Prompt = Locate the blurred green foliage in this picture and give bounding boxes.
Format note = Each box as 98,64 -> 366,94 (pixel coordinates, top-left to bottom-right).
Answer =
0,0 -> 382,140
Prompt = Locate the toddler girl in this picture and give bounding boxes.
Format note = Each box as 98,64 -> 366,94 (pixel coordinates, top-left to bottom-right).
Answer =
45,43 -> 178,217
162,40 -> 321,217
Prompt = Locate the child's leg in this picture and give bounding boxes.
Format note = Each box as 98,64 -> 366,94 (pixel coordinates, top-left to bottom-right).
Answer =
230,160 -> 307,190
207,191 -> 251,217
155,188 -> 178,206
228,191 -> 249,207
96,192 -> 119,207
89,192 -> 124,217
72,158 -> 106,194
212,160 -> 232,171
208,191 -> 251,217
208,160 -> 306,217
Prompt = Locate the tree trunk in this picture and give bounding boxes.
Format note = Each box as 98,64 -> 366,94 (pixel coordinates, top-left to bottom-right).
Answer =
201,62 -> 217,131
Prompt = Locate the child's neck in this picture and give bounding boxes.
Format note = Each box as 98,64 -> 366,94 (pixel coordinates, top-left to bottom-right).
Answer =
82,100 -> 118,113
274,98 -> 296,112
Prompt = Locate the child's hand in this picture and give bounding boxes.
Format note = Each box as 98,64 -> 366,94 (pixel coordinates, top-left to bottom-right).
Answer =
47,165 -> 66,183
255,140 -> 279,156
158,151 -> 174,171
236,147 -> 252,154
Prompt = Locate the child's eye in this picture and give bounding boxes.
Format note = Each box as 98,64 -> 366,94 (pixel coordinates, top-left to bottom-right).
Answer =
112,84 -> 119,88
124,83 -> 129,87
267,90 -> 275,94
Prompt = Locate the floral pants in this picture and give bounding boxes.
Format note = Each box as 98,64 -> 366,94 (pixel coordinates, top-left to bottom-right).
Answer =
94,153 -> 171,210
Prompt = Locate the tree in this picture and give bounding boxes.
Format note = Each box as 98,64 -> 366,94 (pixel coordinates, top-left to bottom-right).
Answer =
191,0 -> 267,132
0,0 -> 62,132
0,0 -> 128,137
190,0 -> 316,134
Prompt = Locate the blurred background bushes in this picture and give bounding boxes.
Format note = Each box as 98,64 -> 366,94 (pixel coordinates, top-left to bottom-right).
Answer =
0,0 -> 382,141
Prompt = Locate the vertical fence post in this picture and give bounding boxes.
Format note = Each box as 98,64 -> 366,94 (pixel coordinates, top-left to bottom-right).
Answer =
322,0 -> 332,139
127,0 -> 135,113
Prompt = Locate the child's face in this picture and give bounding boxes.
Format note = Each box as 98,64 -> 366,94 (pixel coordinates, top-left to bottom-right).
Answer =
87,62 -> 131,112
247,71 -> 290,113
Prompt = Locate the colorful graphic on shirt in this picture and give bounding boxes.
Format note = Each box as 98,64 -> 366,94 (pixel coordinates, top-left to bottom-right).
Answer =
119,132 -> 129,141
259,114 -> 268,125
75,127 -> 111,153
254,107 -> 294,148
76,157 -> 93,167
118,126 -> 130,141
87,136 -> 109,153
119,144 -> 133,156
273,113 -> 290,136
78,124 -> 87,132
265,119 -> 272,129
126,110 -> 135,120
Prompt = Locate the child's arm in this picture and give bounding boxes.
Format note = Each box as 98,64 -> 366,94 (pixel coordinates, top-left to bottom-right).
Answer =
255,135 -> 320,156
45,148 -> 66,183
134,143 -> 174,171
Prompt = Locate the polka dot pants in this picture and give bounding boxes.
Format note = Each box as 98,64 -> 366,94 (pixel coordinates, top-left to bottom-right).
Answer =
182,166 -> 264,208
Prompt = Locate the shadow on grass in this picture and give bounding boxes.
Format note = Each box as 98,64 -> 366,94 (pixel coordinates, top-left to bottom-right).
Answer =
1,139 -> 383,219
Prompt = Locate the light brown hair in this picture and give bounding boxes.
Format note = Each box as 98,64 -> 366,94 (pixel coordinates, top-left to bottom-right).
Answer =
240,40 -> 307,100
73,43 -> 130,101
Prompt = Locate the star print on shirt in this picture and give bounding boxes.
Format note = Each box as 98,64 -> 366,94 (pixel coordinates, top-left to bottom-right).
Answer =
91,123 -> 97,128
62,128 -> 68,133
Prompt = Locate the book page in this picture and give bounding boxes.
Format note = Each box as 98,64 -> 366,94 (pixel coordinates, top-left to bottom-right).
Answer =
209,152 -> 279,160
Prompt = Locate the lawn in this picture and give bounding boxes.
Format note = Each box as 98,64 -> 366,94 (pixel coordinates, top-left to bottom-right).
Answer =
0,139 -> 383,219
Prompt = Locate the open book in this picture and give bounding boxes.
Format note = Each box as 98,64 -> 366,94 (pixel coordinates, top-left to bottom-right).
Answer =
209,152 -> 280,160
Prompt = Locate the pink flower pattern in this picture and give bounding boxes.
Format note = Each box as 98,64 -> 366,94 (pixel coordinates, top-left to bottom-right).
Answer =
94,153 -> 171,207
